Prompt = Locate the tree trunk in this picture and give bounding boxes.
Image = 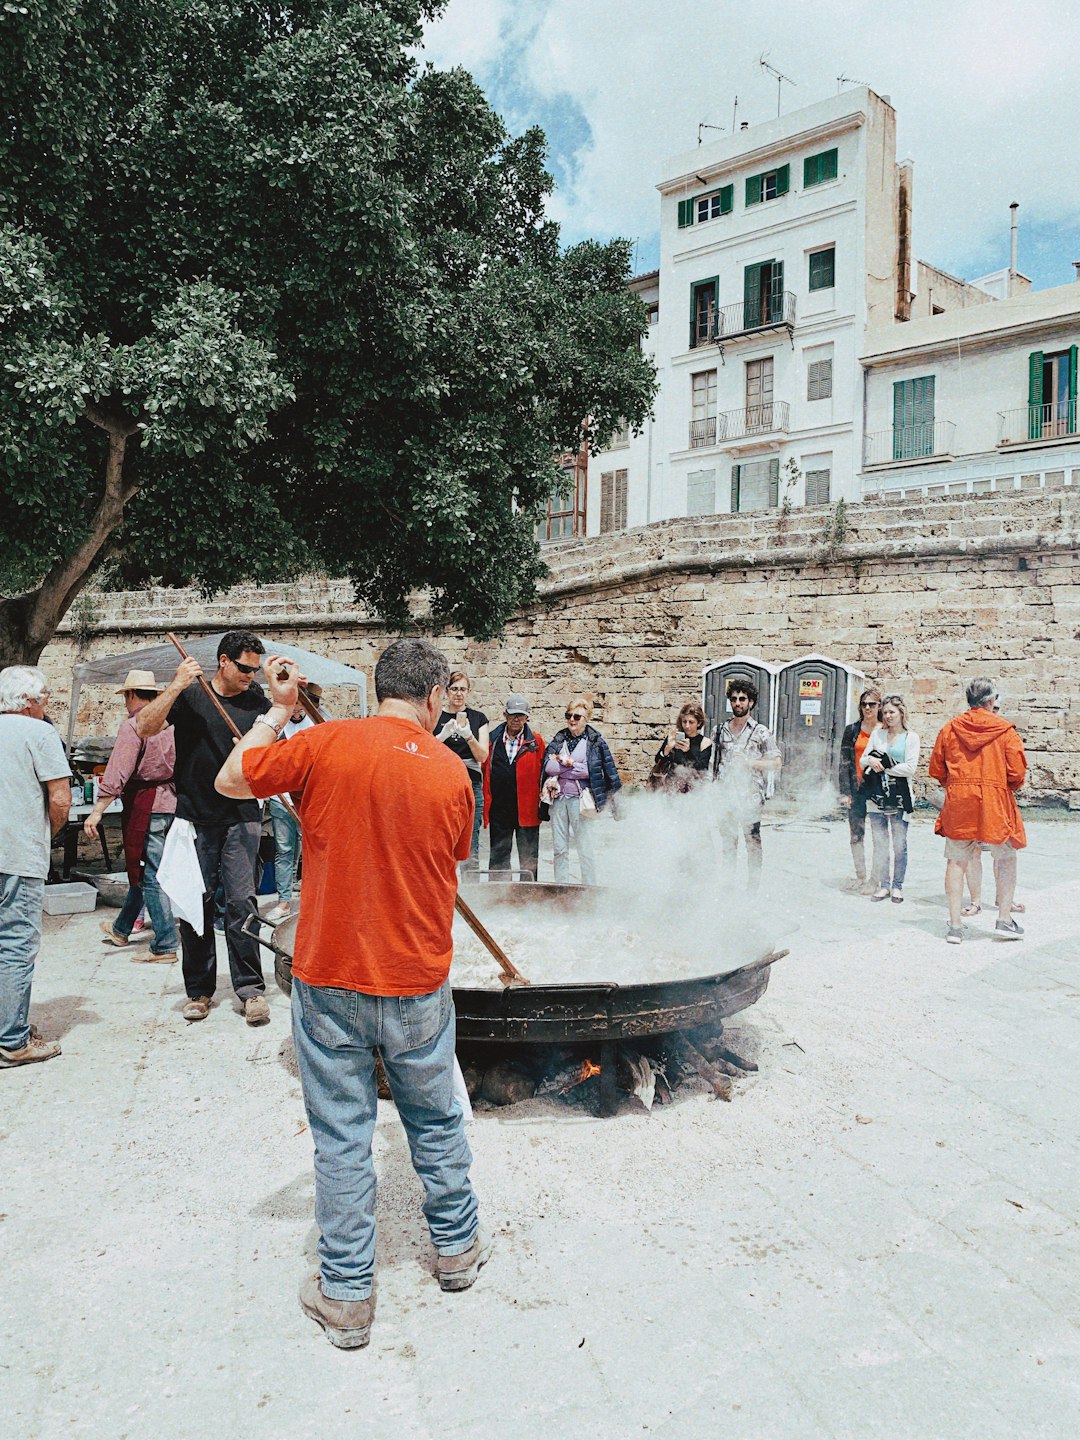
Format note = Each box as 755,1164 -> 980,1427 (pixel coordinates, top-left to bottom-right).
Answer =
0,415 -> 135,668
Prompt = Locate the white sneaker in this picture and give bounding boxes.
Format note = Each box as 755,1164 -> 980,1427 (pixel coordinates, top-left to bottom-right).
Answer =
265,902 -> 292,924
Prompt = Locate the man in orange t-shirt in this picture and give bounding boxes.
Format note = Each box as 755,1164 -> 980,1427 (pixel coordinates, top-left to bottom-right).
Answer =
216,639 -> 489,1349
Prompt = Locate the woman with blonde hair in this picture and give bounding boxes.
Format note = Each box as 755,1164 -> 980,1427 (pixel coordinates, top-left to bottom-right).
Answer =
540,694 -> 621,884
838,688 -> 881,891
861,693 -> 920,903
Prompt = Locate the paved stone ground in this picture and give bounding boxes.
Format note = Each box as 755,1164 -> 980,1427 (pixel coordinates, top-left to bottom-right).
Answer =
3,817 -> 1078,1439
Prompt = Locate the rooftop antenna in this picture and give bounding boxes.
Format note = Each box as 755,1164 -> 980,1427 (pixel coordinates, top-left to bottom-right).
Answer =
759,52 -> 796,118
836,74 -> 869,93
697,122 -> 725,145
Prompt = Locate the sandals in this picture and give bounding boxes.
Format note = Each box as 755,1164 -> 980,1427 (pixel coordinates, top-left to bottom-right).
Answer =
961,903 -> 981,917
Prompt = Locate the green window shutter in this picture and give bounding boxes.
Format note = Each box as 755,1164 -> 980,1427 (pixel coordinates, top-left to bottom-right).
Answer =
746,174 -> 762,207
689,284 -> 698,348
1069,345 -> 1078,434
772,260 -> 784,320
731,464 -> 741,513
822,147 -> 838,181
775,163 -> 790,196
1028,351 -> 1044,439
803,154 -> 818,188
768,457 -> 780,508
678,198 -> 694,229
719,184 -> 733,214
743,263 -> 761,328
809,248 -> 835,291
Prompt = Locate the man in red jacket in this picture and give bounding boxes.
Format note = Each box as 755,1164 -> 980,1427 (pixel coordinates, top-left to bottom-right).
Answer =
929,677 -> 1026,946
483,695 -> 544,881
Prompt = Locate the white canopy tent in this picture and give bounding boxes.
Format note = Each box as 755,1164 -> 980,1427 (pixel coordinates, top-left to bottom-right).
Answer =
67,635 -> 367,748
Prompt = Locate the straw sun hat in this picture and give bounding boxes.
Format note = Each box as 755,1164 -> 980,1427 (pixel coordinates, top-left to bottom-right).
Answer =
115,669 -> 165,694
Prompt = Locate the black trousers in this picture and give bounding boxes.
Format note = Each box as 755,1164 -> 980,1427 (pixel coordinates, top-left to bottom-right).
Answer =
179,819 -> 265,1000
488,817 -> 539,881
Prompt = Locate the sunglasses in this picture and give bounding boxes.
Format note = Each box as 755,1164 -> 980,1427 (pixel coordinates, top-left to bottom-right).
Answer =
861,700 -> 880,709
230,660 -> 261,675
565,711 -> 586,721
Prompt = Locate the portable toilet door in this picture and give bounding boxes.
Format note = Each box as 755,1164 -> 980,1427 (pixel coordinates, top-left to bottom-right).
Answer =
774,655 -> 865,801
702,656 -> 780,736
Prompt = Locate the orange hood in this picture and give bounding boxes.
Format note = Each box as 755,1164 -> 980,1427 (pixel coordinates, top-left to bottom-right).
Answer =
949,707 -> 1015,756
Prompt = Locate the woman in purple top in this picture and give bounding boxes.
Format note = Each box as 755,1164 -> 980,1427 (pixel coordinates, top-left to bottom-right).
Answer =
541,694 -> 621,885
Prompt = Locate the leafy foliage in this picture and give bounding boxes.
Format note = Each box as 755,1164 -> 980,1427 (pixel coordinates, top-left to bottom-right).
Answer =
0,0 -> 655,657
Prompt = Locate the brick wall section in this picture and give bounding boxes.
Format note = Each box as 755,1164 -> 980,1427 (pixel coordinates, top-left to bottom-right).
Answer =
42,486 -> 1080,804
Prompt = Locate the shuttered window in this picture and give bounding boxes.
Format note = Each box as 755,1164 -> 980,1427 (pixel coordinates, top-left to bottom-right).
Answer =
893,377 -> 936,459
807,358 -> 833,400
696,185 -> 733,222
745,164 -> 789,206
805,468 -> 831,505
686,469 -> 716,516
803,148 -> 839,187
730,456 -> 780,512
690,277 -> 719,347
600,469 -> 628,533
809,247 -> 835,291
677,198 -> 694,228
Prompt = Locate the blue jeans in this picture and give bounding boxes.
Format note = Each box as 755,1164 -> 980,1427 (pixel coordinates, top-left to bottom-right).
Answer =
550,795 -> 597,884
291,977 -> 479,1300
112,814 -> 178,954
461,773 -> 483,872
0,873 -> 44,1051
269,797 -> 300,902
869,809 -> 909,888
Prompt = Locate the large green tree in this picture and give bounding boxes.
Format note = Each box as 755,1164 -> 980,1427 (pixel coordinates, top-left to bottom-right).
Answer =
0,0 -> 654,664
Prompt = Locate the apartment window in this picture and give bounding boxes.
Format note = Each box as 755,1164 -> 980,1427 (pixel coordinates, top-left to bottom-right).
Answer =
1028,347 -> 1078,438
893,376 -> 936,460
805,468 -> 831,505
536,457 -> 587,541
807,358 -> 833,401
696,185 -> 734,223
745,357 -> 774,432
647,304 -> 659,326
730,457 -> 780,512
686,468 -> 716,516
608,421 -> 630,449
600,468 -> 628,533
803,148 -> 838,188
745,164 -> 790,206
743,259 -> 784,328
689,277 -> 719,347
809,247 -> 835,292
690,369 -> 718,447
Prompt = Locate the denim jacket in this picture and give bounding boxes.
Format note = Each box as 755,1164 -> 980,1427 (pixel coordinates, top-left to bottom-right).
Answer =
541,725 -> 622,813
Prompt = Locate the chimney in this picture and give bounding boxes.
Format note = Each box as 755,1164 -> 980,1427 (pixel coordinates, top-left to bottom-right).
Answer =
895,161 -> 914,321
1073,261 -> 1080,282
1009,202 -> 1019,296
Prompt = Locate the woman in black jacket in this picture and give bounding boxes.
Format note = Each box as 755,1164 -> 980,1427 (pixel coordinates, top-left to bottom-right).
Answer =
838,688 -> 881,892
651,701 -> 713,793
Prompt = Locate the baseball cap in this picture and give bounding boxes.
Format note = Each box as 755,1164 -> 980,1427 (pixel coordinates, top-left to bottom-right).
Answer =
504,694 -> 530,715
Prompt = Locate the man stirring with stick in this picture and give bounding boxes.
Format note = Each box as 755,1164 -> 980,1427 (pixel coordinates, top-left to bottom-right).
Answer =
216,638 -> 490,1348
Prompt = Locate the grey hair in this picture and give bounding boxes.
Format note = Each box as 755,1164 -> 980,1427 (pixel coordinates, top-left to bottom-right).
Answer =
965,676 -> 998,710
0,665 -> 49,713
374,639 -> 450,706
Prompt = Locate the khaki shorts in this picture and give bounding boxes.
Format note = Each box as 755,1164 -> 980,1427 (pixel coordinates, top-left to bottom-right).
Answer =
943,838 -> 1016,863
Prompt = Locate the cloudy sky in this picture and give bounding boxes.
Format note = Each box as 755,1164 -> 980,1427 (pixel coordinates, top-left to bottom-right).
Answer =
421,0 -> 1080,292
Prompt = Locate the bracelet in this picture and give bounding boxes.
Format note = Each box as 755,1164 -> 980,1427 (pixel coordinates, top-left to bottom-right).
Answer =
253,715 -> 284,738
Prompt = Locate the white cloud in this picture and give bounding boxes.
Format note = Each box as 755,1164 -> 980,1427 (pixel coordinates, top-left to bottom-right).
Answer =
423,0 -> 1080,283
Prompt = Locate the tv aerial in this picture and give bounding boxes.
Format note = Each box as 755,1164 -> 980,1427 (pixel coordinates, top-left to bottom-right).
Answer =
837,73 -> 869,92
697,122 -> 725,145
758,52 -> 797,117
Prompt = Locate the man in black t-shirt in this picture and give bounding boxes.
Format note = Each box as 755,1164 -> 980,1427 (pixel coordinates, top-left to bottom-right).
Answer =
137,631 -> 272,1025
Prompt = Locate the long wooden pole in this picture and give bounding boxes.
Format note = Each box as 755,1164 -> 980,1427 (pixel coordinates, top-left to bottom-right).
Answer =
171,636 -> 527,987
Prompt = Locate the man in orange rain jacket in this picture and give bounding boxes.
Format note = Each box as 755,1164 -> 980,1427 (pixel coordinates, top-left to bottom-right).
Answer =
929,677 -> 1027,946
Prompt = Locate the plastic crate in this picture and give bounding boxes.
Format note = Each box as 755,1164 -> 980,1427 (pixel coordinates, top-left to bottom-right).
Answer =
42,882 -> 97,916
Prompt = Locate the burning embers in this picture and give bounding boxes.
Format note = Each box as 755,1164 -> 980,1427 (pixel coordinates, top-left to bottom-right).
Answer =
457,1023 -> 759,1118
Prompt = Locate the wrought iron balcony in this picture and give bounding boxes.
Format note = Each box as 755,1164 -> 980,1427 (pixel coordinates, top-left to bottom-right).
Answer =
689,402 -> 791,448
863,420 -> 955,467
691,291 -> 797,348
998,402 -> 1078,445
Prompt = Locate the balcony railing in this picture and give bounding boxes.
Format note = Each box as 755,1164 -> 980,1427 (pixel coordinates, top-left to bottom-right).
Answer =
998,402 -> 1078,445
690,402 -> 791,448
863,420 -> 955,467
692,291 -> 797,348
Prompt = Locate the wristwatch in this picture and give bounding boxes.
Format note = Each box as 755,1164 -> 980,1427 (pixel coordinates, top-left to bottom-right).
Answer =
253,714 -> 284,738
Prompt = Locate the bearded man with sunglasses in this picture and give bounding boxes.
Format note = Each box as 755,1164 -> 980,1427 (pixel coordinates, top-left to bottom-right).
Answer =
137,630 -> 272,1024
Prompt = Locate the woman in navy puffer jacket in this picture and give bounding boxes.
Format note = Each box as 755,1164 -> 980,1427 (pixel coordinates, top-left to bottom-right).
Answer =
540,693 -> 621,884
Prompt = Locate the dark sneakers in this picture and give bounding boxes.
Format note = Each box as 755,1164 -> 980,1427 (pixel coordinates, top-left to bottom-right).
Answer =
946,926 -> 964,945
994,918 -> 1024,941
299,1274 -> 372,1348
436,1226 -> 492,1292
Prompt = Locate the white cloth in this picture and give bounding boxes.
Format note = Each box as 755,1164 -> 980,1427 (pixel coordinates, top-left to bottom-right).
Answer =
157,818 -> 205,934
452,1056 -> 473,1126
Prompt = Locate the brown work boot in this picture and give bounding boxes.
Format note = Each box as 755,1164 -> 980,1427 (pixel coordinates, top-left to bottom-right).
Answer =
243,994 -> 270,1026
436,1226 -> 492,1292
0,1033 -> 62,1068
134,951 -> 177,964
299,1274 -> 372,1348
100,920 -> 129,947
182,996 -> 212,1022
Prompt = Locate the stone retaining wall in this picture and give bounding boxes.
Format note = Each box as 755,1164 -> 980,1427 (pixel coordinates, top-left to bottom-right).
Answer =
41,485 -> 1080,804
